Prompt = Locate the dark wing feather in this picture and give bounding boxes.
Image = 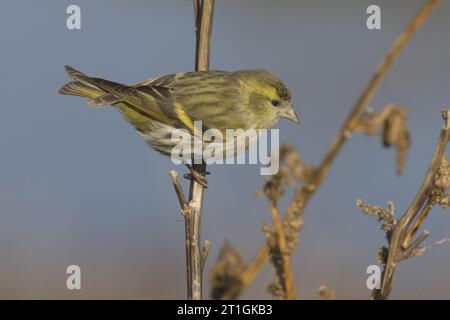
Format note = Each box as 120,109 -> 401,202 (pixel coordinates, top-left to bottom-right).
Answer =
88,93 -> 123,107
75,74 -> 180,127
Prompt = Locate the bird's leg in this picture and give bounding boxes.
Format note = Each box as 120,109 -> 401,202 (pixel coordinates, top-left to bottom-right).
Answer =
184,164 -> 209,188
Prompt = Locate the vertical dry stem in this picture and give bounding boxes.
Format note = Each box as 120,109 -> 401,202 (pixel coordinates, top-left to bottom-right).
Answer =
186,0 -> 215,301
171,0 -> 214,300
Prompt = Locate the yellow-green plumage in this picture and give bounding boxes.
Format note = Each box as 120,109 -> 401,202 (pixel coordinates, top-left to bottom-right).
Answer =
59,66 -> 299,158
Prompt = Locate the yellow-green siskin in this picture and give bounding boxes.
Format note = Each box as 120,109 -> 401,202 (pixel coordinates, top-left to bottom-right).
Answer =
59,66 -> 299,160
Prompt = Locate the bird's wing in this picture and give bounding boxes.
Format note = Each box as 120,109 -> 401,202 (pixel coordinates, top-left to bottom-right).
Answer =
170,71 -> 246,133
96,71 -> 245,133
73,72 -> 183,128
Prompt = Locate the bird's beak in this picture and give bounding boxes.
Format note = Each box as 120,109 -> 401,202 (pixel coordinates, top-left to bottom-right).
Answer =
283,104 -> 300,124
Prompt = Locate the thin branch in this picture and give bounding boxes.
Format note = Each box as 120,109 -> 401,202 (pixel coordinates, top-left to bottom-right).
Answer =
195,0 -> 214,71
221,0 -> 439,298
373,109 -> 450,300
169,170 -> 193,295
172,0 -> 215,300
169,171 -> 189,213
186,0 -> 214,300
185,0 -> 214,300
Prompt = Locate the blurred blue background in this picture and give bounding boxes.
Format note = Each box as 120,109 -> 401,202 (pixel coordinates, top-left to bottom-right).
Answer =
0,0 -> 449,299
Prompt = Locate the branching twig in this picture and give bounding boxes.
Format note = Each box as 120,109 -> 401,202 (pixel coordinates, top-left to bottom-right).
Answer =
170,0 -> 215,300
215,0 -> 439,299
365,109 -> 450,300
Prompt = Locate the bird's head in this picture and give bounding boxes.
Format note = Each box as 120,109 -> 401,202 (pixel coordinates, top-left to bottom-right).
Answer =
239,69 -> 299,128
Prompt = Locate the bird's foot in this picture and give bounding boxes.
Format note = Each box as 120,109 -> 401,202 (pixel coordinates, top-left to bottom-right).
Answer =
184,164 -> 209,188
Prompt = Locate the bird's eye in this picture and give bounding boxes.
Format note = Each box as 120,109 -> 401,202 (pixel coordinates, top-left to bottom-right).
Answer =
271,99 -> 280,107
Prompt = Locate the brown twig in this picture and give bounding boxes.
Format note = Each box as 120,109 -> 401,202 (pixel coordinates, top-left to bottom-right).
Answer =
195,0 -> 214,72
220,0 -> 439,298
171,0 -> 215,300
169,171 -> 189,213
169,170 -> 192,296
371,109 -> 450,300
188,0 -> 214,300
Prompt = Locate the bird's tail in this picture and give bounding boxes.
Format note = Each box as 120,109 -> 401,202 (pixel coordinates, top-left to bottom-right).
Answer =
58,66 -> 122,107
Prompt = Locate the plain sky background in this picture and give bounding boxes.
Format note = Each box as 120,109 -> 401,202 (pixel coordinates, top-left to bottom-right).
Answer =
0,0 -> 449,299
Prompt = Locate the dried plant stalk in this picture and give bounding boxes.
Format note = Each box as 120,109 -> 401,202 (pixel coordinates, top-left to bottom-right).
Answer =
214,0 -> 440,299
364,110 -> 450,300
170,0 -> 215,300
373,110 -> 450,299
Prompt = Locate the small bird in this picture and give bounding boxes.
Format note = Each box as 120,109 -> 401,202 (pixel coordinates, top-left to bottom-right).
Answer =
59,66 -> 299,186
